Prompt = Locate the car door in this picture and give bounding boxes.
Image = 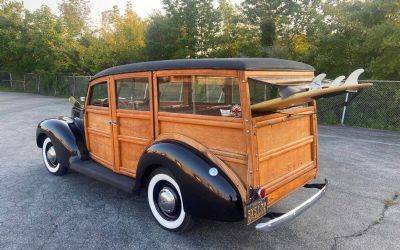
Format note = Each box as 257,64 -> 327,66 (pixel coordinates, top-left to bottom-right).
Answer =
109,73 -> 154,177
84,78 -> 115,170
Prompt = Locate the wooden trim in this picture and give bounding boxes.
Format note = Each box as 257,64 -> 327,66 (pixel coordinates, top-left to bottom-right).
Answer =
310,100 -> 319,178
157,114 -> 243,129
157,111 -> 243,123
262,161 -> 315,194
244,70 -> 315,78
208,148 -> 247,161
267,168 -> 317,208
153,71 -> 160,137
111,72 -> 149,80
215,155 -> 247,165
258,136 -> 314,162
109,76 -> 119,172
156,69 -> 239,77
253,106 -> 313,123
116,110 -> 150,119
117,135 -> 150,145
254,110 -> 314,127
88,76 -> 109,86
238,70 -> 255,202
90,153 -> 113,169
119,168 -> 136,177
87,128 -> 111,138
86,106 -> 109,114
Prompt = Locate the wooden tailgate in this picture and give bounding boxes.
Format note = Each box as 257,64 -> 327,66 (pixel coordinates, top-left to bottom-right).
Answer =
253,105 -> 318,207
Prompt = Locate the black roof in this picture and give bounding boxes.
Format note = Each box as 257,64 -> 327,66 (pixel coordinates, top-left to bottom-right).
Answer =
92,58 -> 314,80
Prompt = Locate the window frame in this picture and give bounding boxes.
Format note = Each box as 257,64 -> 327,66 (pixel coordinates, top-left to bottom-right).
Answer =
114,77 -> 151,112
86,80 -> 110,110
155,69 -> 243,120
110,72 -> 153,114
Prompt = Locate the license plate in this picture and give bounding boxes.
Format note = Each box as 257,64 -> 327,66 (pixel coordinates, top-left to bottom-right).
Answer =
246,198 -> 268,225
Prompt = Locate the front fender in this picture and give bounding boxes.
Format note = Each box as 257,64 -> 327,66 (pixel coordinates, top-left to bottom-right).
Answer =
136,141 -> 244,222
36,116 -> 88,167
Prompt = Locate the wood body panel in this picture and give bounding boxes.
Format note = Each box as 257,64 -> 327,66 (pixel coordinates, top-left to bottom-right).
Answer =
252,106 -> 318,202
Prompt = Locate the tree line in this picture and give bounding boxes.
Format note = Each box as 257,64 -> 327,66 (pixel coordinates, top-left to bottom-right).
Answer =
0,0 -> 399,79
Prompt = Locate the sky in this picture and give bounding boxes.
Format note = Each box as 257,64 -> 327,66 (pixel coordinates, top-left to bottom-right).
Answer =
23,0 -> 244,24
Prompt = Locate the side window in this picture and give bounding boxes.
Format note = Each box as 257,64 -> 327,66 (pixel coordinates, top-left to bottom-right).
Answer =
89,82 -> 108,107
116,78 -> 150,111
158,76 -> 241,117
248,79 -> 279,105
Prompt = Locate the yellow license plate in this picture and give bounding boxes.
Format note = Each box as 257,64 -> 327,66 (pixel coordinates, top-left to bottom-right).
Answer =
246,198 -> 267,225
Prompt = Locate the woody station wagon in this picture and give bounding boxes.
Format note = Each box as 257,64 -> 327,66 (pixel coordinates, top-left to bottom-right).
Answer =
36,58 -> 369,232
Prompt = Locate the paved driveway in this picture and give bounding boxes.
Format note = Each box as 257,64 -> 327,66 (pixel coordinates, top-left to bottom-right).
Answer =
0,92 -> 399,249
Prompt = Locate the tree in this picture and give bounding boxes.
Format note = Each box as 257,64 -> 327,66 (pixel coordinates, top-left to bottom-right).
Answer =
161,0 -> 220,58
145,12 -> 182,60
83,2 -> 146,73
0,0 -> 26,72
307,0 -> 400,79
212,0 -> 260,57
58,0 -> 90,38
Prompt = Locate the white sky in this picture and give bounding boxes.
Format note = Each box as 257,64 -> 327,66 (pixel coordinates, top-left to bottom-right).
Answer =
23,0 -> 244,24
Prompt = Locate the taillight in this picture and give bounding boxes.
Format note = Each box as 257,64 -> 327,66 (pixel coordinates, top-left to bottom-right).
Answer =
257,188 -> 266,199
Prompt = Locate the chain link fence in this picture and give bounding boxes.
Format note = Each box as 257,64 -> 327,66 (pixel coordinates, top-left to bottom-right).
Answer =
0,71 -> 91,98
317,80 -> 400,131
0,72 -> 399,131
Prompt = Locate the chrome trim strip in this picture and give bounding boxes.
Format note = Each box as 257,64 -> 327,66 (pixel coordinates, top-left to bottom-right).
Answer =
255,179 -> 328,232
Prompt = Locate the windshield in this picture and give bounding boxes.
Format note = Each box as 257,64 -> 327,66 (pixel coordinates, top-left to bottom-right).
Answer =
248,78 -> 279,105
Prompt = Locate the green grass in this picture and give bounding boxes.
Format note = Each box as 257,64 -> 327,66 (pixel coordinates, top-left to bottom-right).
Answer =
0,85 -> 13,92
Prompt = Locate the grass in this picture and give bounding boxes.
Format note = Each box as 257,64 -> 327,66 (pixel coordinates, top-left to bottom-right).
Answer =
0,85 -> 13,92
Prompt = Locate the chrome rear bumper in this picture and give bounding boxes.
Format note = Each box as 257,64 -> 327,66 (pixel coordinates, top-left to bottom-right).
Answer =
255,179 -> 328,232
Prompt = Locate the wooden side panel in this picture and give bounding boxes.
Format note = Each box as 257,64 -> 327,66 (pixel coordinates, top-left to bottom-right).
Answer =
115,112 -> 153,176
157,113 -> 248,184
254,106 -> 317,198
158,115 -> 245,154
86,109 -> 114,168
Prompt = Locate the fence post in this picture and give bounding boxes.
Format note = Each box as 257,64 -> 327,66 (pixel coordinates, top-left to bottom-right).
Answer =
341,93 -> 349,126
73,76 -> 76,97
23,74 -> 26,92
9,72 -> 12,88
37,74 -> 40,94
54,75 -> 57,96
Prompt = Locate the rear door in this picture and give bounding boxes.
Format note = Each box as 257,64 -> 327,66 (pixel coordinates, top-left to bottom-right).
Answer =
84,78 -> 115,170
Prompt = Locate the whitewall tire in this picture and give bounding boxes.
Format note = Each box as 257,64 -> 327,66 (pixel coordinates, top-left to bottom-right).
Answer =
42,137 -> 68,176
147,168 -> 193,232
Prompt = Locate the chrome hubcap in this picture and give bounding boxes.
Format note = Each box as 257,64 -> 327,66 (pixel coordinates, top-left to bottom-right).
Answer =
158,187 -> 177,214
46,146 -> 57,165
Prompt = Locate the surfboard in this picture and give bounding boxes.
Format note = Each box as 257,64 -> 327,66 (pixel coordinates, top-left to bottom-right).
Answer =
251,83 -> 372,112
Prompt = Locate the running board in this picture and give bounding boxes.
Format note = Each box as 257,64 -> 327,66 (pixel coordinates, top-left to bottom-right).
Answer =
69,157 -> 136,193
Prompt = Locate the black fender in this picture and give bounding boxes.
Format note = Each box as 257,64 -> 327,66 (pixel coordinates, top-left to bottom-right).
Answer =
135,141 -> 244,222
36,116 -> 89,167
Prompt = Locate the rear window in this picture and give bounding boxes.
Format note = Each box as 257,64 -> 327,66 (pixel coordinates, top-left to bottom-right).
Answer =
248,79 -> 279,105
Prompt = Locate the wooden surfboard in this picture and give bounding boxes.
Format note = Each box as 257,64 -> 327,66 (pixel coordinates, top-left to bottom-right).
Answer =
251,83 -> 372,112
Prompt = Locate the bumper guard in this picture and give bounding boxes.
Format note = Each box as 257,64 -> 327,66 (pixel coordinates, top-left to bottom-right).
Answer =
255,179 -> 328,232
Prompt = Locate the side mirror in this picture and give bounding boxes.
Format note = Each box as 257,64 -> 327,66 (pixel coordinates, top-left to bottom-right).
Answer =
68,96 -> 82,108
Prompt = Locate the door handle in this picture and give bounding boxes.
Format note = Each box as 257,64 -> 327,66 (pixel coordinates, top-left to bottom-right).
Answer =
106,120 -> 118,126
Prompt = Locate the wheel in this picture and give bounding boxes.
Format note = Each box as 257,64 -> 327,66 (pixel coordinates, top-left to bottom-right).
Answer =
147,168 -> 193,232
42,137 -> 68,176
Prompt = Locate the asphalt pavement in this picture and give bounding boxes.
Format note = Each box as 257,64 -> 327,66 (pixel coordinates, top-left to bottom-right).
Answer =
0,92 -> 399,249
